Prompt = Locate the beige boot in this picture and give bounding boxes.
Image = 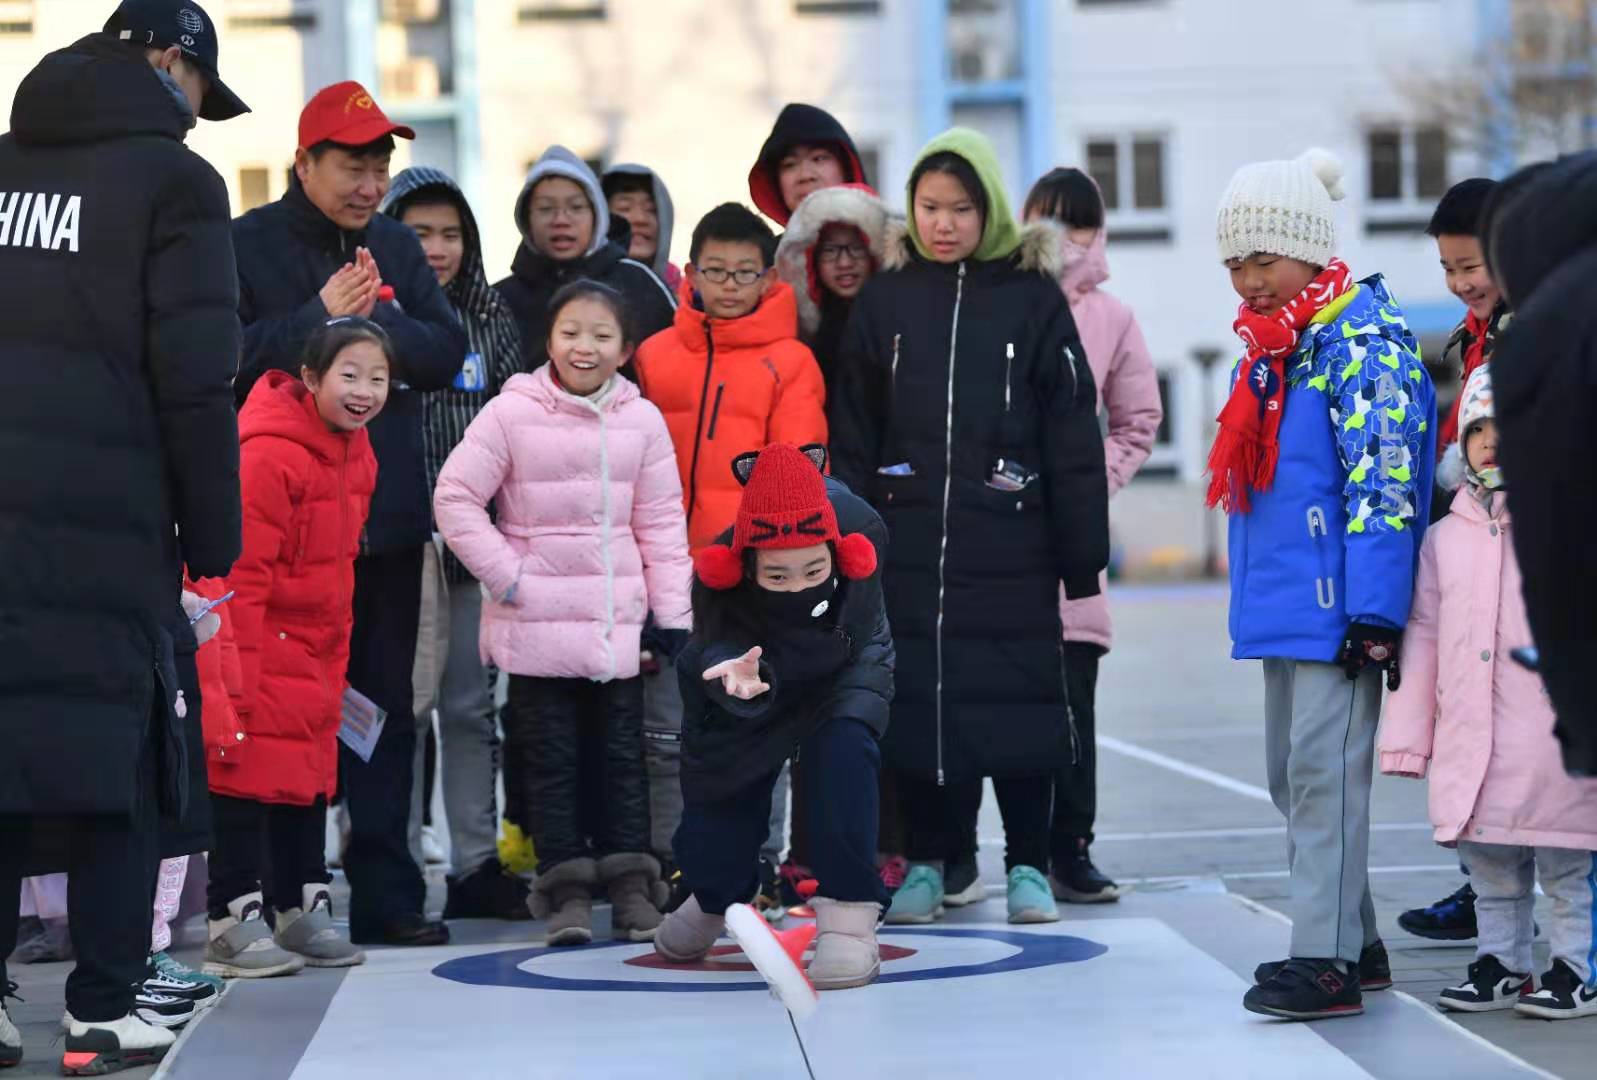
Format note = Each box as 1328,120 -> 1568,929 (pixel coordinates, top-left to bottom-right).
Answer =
807,897 -> 881,990
653,894 -> 724,962
531,858 -> 597,947
599,853 -> 664,941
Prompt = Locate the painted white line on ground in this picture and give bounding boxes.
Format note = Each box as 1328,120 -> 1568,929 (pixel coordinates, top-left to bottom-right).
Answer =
1122,864 -> 1460,886
1391,992 -> 1563,1080
1098,734 -> 1275,803
976,823 -> 1433,846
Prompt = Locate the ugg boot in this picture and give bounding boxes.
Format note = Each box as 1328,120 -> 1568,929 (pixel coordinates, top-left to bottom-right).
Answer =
653,894 -> 725,963
807,897 -> 881,990
599,853 -> 664,941
531,857 -> 597,947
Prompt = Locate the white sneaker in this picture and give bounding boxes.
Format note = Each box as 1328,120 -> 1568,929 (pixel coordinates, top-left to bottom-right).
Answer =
421,824 -> 448,866
60,1012 -> 174,1075
1,987 -> 21,1068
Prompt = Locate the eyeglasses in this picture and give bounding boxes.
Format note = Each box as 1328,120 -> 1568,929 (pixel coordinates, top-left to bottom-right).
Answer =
696,267 -> 764,285
817,242 -> 867,264
530,202 -> 593,223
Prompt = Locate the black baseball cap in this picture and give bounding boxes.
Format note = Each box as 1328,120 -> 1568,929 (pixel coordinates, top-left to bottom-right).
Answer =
104,0 -> 250,121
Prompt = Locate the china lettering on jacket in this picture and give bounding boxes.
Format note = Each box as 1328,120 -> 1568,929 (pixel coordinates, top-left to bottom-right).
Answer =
0,191 -> 82,252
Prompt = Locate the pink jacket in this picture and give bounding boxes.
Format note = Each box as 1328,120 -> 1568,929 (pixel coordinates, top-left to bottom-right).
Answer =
433,365 -> 693,682
1379,488 -> 1597,850
1055,227 -> 1163,650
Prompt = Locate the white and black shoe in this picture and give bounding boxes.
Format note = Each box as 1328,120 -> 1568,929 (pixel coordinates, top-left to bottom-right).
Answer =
61,1012 -> 175,1076
131,982 -> 196,1030
1,980 -> 22,1068
141,955 -> 219,1016
1438,955 -> 1533,1012
1515,959 -> 1597,1020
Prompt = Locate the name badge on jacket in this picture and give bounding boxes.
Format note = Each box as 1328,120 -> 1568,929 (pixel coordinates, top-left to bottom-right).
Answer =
454,352 -> 486,392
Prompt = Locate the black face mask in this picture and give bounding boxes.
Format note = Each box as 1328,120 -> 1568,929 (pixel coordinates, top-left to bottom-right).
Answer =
749,575 -> 838,625
745,576 -> 849,688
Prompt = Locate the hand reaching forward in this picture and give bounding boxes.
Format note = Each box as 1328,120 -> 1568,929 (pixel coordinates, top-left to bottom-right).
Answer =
703,646 -> 769,701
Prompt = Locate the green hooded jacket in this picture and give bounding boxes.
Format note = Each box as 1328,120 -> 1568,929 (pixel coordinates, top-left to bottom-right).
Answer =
905,127 -> 1021,263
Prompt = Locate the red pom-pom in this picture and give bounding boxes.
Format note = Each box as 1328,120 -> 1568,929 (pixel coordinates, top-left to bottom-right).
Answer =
377,285 -> 395,304
694,544 -> 743,590
835,532 -> 877,580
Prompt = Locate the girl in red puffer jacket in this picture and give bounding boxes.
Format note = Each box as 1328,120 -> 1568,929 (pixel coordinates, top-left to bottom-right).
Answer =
203,318 -> 387,980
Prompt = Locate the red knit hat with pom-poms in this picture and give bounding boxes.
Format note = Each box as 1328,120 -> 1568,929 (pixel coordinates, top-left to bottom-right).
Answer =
693,443 -> 878,590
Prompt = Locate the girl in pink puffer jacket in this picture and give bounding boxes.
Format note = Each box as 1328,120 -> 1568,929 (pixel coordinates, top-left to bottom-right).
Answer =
1380,363 -> 1597,1020
434,281 -> 692,947
1022,168 -> 1163,903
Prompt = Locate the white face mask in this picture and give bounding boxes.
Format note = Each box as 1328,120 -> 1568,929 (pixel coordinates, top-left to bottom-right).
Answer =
1471,463 -> 1504,491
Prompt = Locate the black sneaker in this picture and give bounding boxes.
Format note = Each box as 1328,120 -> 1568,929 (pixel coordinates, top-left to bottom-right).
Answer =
1049,848 -> 1124,903
1397,882 -> 1477,941
350,912 -> 450,948
1243,958 -> 1364,1020
1438,955 -> 1533,1013
1254,940 -> 1391,992
943,854 -> 986,907
141,957 -> 219,1015
444,858 -> 533,921
1514,959 -> 1597,1020
131,983 -> 196,1029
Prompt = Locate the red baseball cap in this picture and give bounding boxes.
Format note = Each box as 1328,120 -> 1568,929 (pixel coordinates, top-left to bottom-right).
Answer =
298,81 -> 415,150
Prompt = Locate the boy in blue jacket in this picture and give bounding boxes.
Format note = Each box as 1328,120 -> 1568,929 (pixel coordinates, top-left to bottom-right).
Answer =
1208,150 -> 1436,1021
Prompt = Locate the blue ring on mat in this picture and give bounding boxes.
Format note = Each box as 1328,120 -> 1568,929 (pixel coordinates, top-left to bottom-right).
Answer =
431,928 -> 1108,993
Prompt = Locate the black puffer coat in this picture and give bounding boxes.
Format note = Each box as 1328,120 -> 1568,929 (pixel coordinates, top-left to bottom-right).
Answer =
679,481 -> 894,803
831,225 -> 1109,783
0,34 -> 241,819
1486,151 -> 1597,777
233,175 -> 467,555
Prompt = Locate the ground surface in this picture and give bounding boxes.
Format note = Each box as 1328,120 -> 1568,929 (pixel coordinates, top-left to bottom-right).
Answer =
5,583 -> 1584,1078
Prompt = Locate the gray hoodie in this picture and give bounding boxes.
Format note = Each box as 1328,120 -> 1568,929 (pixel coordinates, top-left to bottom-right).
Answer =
602,163 -> 677,285
514,145 -> 609,257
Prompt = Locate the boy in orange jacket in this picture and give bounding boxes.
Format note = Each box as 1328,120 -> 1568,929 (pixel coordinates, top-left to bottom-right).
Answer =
634,202 -> 826,899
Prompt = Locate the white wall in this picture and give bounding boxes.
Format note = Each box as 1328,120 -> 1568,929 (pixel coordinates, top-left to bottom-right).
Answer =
1054,0 -> 1479,480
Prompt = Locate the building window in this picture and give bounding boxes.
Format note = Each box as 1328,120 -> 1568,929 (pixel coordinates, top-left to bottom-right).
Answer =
517,0 -> 606,21
227,1 -> 316,30
853,145 -> 882,189
239,167 -> 273,213
1365,125 -> 1448,234
794,0 -> 881,12
947,0 -> 1020,85
0,0 -> 31,35
382,0 -> 443,21
1139,369 -> 1181,475
1084,134 -> 1171,243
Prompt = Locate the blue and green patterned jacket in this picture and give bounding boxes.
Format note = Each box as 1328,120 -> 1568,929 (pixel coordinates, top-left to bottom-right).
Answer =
1226,275 -> 1437,661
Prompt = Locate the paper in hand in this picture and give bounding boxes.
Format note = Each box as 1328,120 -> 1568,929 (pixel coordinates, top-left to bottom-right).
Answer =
338,687 -> 387,763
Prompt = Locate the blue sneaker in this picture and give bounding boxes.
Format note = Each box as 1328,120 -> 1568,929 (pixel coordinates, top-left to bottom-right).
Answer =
1007,865 -> 1059,924
885,864 -> 945,924
1397,883 -> 1476,941
152,950 -> 225,994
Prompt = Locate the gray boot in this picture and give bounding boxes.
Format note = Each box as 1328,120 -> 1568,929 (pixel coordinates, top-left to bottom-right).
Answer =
275,885 -> 366,968
599,853 -> 664,942
653,894 -> 724,963
807,897 -> 881,990
531,858 -> 597,947
203,893 -> 305,979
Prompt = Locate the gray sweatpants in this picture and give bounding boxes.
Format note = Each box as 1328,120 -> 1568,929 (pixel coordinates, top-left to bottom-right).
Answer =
410,541 -> 501,878
1263,659 -> 1382,963
645,652 -> 789,868
1459,841 -> 1596,982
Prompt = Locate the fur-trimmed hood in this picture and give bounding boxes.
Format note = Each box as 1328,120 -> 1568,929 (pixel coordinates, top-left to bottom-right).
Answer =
881,217 -> 1065,278
774,184 -> 905,337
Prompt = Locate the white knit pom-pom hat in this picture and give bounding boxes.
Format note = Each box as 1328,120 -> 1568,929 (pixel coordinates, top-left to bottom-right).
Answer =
1216,148 -> 1345,267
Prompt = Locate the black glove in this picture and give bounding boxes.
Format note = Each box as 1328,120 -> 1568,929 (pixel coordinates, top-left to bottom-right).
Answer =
1337,621 -> 1402,690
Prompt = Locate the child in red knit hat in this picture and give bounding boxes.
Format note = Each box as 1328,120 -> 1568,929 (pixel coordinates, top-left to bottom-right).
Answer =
653,443 -> 893,990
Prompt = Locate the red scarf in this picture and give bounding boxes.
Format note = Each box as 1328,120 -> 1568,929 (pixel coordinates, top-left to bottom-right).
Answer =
1436,309 -> 1491,455
1205,259 -> 1353,513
